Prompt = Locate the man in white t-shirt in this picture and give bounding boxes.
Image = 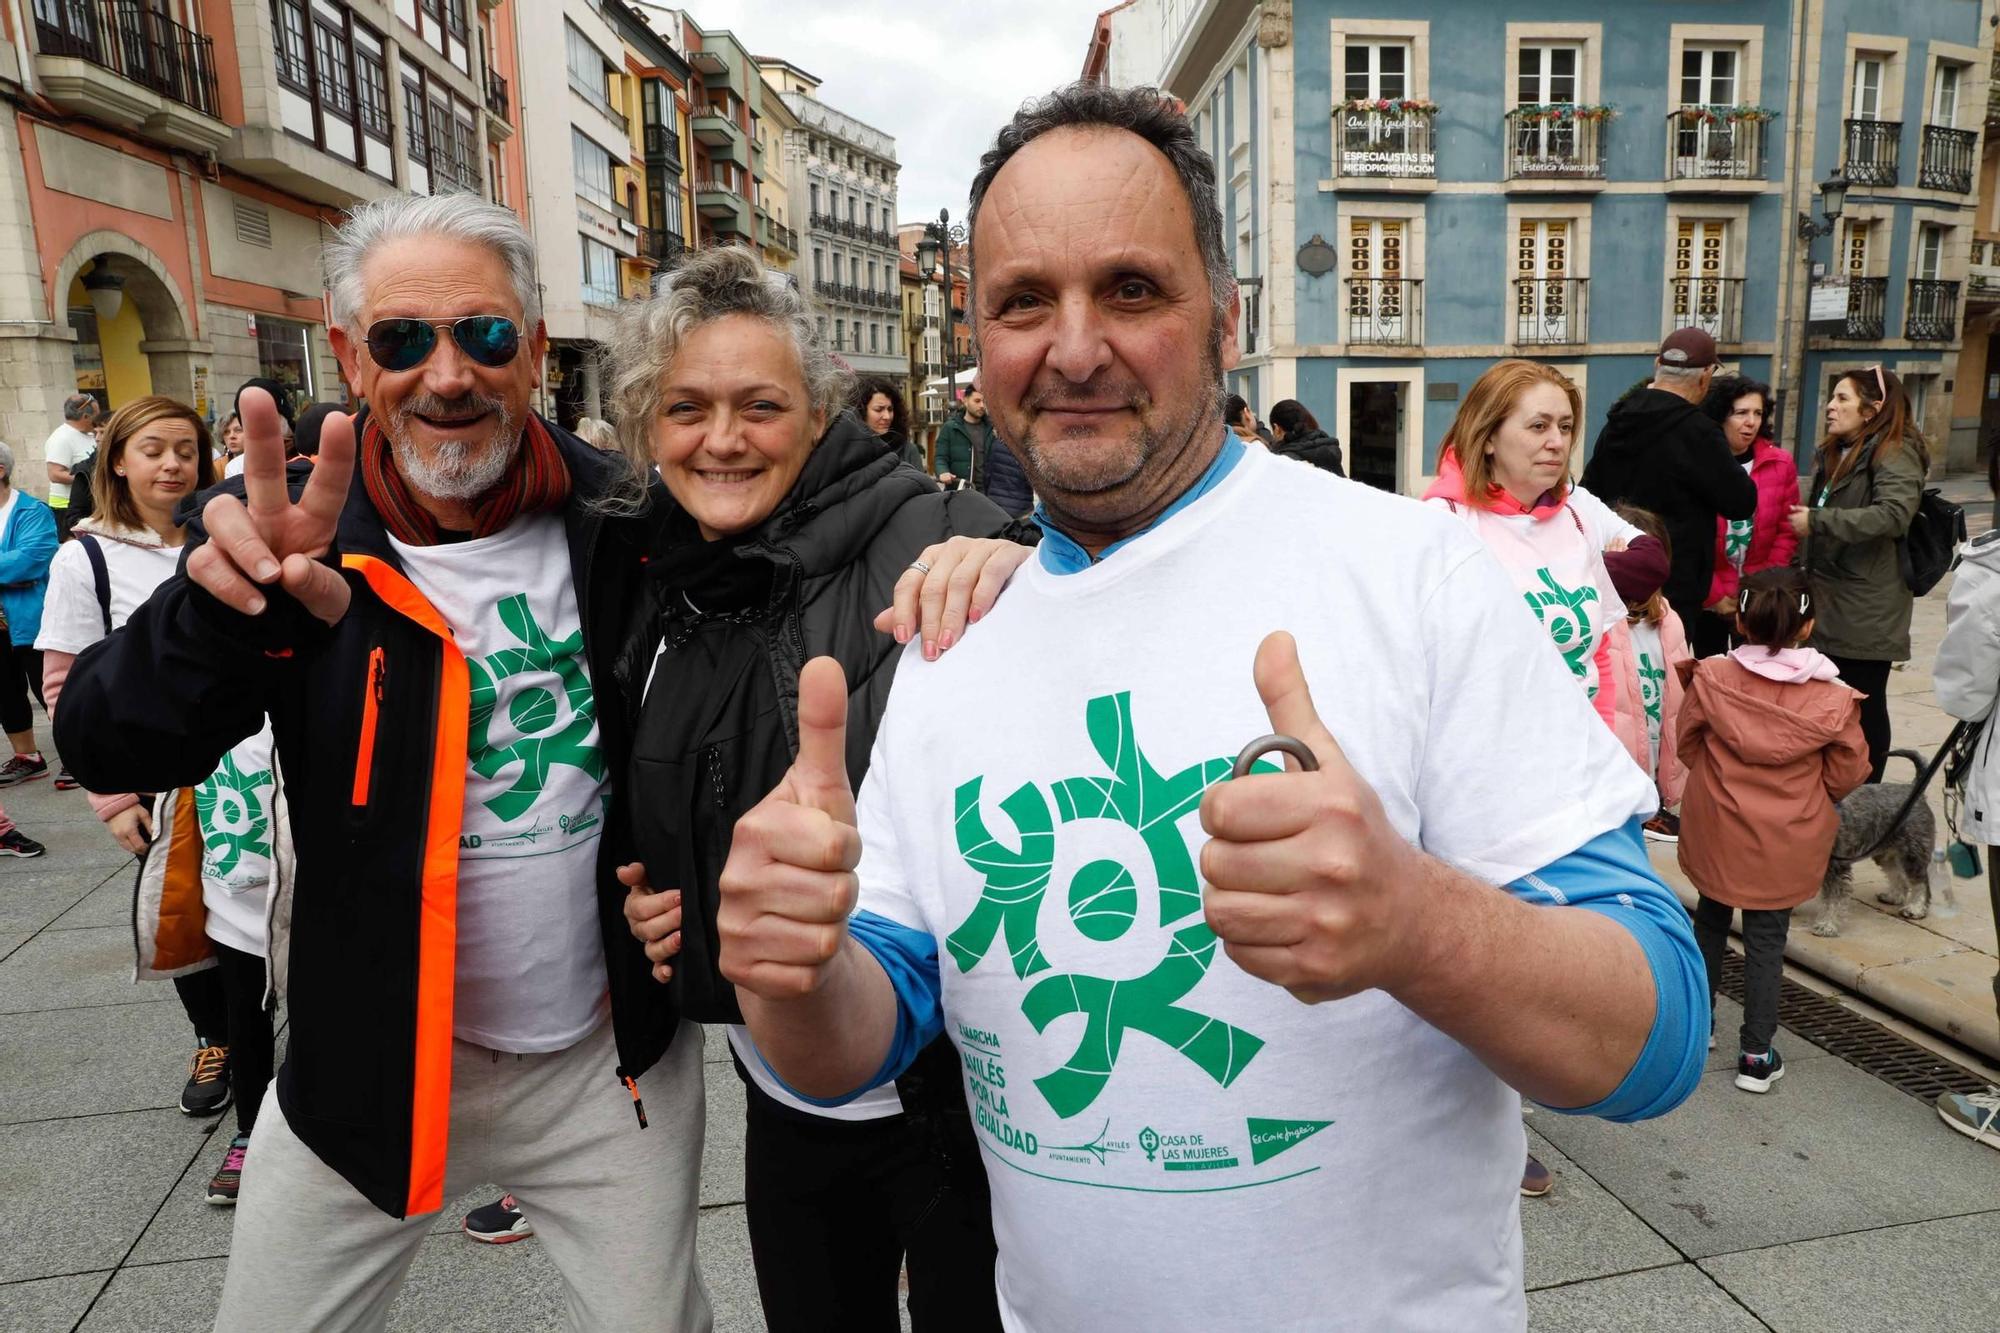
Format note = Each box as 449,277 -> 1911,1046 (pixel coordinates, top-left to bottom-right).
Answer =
54,195 -> 709,1330
718,84 -> 1708,1331
43,393 -> 99,534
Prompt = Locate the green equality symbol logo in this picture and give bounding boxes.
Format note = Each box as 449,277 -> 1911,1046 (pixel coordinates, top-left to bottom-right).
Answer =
944,692 -> 1275,1120
193,751 -> 274,877
465,594 -> 605,822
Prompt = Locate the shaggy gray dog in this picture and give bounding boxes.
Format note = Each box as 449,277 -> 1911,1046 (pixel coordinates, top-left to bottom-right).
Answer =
1811,766 -> 1952,937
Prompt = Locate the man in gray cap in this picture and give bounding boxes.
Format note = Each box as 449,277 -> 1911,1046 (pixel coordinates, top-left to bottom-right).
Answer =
1581,327 -> 1756,626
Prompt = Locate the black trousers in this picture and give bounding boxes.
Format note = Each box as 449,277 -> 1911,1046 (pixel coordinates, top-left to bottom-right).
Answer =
1692,896 -> 1793,1054
1687,609 -> 1736,660
741,1068 -> 1001,1333
0,642 -> 42,736
171,946 -> 275,1136
1824,655 -> 1893,781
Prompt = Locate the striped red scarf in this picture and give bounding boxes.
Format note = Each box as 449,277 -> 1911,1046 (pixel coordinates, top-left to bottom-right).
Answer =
361,413 -> 571,544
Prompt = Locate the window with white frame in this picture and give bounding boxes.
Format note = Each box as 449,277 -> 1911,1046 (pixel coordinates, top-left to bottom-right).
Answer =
1344,42 -> 1410,102
1680,46 -> 1738,108
580,235 -> 619,306
1917,223 -> 1946,280
1519,44 -> 1581,106
1932,63 -> 1963,127
1852,55 -> 1886,119
573,130 -> 614,211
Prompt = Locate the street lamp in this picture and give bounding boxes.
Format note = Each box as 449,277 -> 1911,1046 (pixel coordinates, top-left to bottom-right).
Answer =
1796,170 -> 1849,246
915,207 -> 967,439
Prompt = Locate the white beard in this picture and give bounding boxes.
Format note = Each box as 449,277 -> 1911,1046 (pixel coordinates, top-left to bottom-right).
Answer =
388,414 -> 522,502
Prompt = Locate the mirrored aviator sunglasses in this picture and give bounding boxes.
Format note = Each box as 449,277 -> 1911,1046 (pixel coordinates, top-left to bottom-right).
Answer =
364,315 -> 520,372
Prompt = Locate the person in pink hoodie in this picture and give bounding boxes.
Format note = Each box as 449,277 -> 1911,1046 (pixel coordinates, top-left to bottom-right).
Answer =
1676,566 -> 1871,1094
1691,377 -> 1799,658
1424,360 -> 1669,738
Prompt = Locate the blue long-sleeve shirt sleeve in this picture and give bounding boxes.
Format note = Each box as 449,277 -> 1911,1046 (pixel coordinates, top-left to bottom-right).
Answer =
754,909 -> 944,1107
1508,816 -> 1708,1122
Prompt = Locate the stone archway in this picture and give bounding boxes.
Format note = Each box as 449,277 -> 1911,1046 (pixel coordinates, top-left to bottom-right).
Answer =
49,230 -> 210,406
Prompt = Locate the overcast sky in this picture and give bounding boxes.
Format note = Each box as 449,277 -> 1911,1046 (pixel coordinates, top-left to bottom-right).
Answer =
689,0 -> 1097,225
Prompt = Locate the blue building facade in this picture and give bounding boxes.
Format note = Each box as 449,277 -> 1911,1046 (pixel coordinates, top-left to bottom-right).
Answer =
1101,0 -> 1993,493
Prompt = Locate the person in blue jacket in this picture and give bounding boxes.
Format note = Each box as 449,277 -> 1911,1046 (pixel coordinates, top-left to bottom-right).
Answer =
0,440 -> 57,789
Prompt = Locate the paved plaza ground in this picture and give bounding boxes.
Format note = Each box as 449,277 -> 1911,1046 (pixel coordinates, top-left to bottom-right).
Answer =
3,483 -> 1999,1330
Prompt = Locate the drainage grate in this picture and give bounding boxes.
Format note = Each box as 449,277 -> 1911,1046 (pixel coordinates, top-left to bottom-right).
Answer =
1717,952 -> 1991,1101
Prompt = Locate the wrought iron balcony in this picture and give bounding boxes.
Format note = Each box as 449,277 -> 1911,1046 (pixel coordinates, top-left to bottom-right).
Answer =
644,123 -> 681,167
637,226 -> 684,267
1833,276 -> 1887,341
1841,119 -> 1901,187
1666,108 -> 1767,181
34,0 -> 220,118
1343,278 -> 1423,346
1504,108 -> 1606,180
1336,109 -> 1436,179
1918,125 -> 1977,193
1669,276 -> 1745,344
485,70 -> 509,121
1906,279 -> 1961,341
1512,277 -> 1588,345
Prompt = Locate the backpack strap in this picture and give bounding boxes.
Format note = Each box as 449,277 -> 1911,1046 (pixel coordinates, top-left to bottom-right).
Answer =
76,534 -> 112,636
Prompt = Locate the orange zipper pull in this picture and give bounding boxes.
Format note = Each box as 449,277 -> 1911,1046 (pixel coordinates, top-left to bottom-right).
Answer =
616,1067 -> 648,1129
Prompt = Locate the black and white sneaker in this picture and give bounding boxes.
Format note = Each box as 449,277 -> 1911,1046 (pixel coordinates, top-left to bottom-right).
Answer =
1735,1047 -> 1785,1093
0,829 -> 45,857
180,1044 -> 232,1116
0,753 -> 47,786
463,1194 -> 533,1244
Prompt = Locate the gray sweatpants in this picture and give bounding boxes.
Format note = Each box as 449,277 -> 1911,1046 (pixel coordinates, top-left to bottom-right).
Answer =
215,1018 -> 710,1331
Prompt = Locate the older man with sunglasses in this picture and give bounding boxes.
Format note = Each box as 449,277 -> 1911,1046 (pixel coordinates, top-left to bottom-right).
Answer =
52,194 -> 708,1329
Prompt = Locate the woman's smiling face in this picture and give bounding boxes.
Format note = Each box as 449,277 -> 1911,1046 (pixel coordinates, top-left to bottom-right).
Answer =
650,314 -> 824,541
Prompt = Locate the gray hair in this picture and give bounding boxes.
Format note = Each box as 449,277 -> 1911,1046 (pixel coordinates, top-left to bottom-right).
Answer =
0,440 -> 13,480
62,392 -> 98,422
324,193 -> 540,332
1655,364 -> 1708,389
606,247 -> 847,480
966,82 -> 1234,323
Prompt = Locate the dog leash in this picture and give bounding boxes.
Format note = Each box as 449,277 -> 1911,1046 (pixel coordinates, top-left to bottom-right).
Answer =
1849,721 -> 1979,862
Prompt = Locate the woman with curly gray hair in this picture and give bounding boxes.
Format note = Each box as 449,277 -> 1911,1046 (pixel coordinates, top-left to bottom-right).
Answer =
605,245 -> 1021,1330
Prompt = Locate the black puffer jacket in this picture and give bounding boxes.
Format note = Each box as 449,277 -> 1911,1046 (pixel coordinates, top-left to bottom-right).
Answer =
617,414 -> 1013,1024
1275,427 -> 1344,476
978,431 -> 1035,518
1581,388 -> 1756,614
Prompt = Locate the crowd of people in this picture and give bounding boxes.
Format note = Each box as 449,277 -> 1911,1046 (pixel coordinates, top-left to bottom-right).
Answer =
0,77 -> 1994,1331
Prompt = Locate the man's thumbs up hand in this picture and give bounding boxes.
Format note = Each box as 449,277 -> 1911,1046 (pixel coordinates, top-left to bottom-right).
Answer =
1198,632 -> 1424,1005
719,657 -> 864,1000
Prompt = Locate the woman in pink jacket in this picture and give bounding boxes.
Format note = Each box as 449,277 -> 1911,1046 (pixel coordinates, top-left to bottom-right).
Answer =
1691,377 -> 1799,657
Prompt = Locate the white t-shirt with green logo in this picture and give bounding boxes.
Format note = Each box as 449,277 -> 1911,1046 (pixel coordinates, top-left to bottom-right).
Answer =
196,719 -> 277,957
849,448 -> 1655,1331
391,513 -> 610,1054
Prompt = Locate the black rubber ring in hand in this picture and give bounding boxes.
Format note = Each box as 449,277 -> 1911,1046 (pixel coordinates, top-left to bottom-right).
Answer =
1232,734 -> 1320,778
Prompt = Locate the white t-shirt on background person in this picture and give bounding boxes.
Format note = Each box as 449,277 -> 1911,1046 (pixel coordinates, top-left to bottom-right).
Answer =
35,521 -> 181,653
389,512 -> 611,1054
43,422 -> 96,506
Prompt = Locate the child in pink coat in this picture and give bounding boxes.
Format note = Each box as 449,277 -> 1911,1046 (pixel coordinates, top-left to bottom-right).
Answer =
1609,507 -> 1691,841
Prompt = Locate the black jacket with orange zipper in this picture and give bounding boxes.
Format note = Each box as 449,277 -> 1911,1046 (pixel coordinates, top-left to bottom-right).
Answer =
55,418 -> 680,1219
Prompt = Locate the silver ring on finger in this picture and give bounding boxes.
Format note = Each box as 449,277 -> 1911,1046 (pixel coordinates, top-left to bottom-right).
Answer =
907,559 -> 932,575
